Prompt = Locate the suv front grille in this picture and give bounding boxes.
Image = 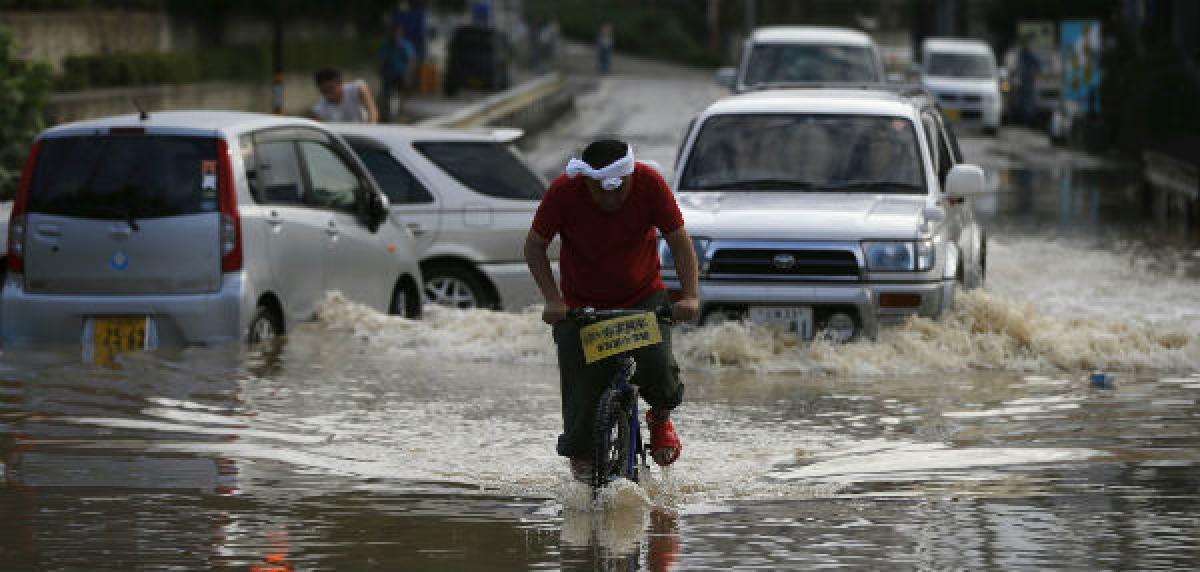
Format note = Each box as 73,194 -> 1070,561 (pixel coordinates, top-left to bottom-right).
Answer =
708,249 -> 860,279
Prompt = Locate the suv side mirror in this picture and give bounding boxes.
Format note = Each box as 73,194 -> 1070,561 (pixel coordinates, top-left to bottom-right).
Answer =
715,67 -> 737,90
367,192 -> 390,232
945,164 -> 986,198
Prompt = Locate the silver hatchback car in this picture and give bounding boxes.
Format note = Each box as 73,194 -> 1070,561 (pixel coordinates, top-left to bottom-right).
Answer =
3,111 -> 423,354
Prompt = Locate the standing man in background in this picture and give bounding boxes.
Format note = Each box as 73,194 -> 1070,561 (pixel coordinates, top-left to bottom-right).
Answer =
379,25 -> 417,122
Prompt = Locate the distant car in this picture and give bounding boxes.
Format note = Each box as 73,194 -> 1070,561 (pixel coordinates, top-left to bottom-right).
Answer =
666,88 -> 987,340
444,25 -> 511,96
918,37 -> 1003,134
3,111 -> 423,352
717,26 -> 887,92
331,123 -> 552,310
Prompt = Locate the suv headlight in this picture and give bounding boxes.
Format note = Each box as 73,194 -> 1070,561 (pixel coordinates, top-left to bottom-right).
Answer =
863,240 -> 935,272
659,236 -> 710,270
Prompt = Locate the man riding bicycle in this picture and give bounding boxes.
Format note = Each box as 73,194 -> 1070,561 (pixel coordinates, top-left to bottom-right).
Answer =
524,139 -> 700,482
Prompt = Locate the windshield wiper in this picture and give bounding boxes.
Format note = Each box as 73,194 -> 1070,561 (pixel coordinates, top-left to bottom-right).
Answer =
692,179 -> 818,191
822,181 -> 924,193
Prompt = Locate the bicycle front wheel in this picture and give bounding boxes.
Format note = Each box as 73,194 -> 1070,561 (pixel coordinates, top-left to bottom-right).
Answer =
592,387 -> 636,491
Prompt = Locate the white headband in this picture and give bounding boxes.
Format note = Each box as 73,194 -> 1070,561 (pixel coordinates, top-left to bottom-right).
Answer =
564,145 -> 635,191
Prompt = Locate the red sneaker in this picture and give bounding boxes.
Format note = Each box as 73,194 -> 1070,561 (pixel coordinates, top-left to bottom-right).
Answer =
646,409 -> 681,466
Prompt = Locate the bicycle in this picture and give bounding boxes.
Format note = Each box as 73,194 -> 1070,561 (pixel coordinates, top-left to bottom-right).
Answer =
566,306 -> 673,497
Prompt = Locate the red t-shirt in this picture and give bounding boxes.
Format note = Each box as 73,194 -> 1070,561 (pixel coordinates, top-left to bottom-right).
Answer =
532,163 -> 684,309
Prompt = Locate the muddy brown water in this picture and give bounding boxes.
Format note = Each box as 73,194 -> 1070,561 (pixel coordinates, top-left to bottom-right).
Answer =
3,74 -> 1199,569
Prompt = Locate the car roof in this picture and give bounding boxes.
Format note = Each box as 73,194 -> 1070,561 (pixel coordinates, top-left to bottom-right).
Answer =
750,26 -> 875,47
703,89 -> 922,120
921,37 -> 993,55
38,110 -> 320,139
328,123 -> 523,145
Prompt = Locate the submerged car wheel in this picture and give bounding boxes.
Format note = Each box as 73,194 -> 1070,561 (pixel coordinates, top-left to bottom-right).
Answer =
423,265 -> 496,310
247,305 -> 282,344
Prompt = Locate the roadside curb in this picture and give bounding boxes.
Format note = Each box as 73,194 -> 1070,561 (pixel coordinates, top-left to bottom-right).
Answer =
417,73 -> 573,135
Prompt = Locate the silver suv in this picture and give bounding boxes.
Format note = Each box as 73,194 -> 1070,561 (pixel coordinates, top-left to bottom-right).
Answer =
3,111 -> 423,351
332,124 -> 551,310
666,88 -> 987,340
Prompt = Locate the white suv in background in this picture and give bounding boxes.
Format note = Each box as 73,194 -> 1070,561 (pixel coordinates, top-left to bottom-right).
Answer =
666,89 -> 987,340
919,37 -> 1003,134
718,26 -> 887,92
332,124 -> 552,311
4,111 -> 423,351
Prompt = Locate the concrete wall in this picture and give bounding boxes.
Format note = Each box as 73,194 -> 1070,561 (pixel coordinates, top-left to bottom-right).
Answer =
44,66 -> 379,126
0,11 -> 172,70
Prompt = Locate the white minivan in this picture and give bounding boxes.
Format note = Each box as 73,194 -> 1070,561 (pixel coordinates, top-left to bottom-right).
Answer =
719,26 -> 887,92
919,37 -> 1003,134
3,111 -> 423,353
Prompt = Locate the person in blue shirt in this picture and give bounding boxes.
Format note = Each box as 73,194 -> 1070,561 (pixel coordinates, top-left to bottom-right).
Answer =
379,25 -> 417,123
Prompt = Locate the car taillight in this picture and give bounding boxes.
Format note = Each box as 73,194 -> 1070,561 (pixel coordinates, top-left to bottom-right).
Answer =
216,138 -> 242,272
7,140 -> 42,273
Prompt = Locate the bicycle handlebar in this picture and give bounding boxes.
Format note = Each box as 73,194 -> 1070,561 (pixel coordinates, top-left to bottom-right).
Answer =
566,306 -> 673,324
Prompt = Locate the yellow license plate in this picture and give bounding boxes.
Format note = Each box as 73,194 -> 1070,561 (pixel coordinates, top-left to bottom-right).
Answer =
942,107 -> 961,121
89,316 -> 148,366
579,312 -> 663,364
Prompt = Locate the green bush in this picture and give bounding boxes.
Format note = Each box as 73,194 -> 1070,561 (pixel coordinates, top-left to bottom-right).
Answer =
54,37 -> 379,92
0,26 -> 51,200
530,0 -> 722,68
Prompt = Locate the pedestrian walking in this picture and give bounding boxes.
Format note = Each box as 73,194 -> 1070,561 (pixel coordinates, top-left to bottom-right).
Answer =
596,22 -> 614,75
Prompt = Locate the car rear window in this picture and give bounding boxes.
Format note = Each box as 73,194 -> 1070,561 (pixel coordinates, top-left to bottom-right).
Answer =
414,141 -> 543,200
28,135 -> 219,219
744,44 -> 880,85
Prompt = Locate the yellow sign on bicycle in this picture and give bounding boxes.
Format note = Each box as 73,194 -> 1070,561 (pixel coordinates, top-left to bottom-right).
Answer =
580,312 -> 663,364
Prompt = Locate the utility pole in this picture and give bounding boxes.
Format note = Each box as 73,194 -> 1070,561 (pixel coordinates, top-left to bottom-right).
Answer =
708,0 -> 721,52
271,0 -> 284,115
744,0 -> 755,36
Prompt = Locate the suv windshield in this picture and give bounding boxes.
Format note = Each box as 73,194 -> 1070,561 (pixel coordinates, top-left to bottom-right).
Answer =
744,44 -> 880,85
680,114 -> 925,193
926,52 -> 994,78
414,141 -> 544,200
28,135 -> 219,219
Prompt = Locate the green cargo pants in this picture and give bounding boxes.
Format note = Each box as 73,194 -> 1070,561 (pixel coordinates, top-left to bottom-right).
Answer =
551,289 -> 684,459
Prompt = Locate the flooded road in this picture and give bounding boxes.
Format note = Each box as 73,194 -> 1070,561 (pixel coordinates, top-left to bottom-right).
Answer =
3,69 -> 1200,570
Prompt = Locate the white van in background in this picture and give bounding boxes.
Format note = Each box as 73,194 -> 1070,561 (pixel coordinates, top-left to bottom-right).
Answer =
718,26 -> 887,92
919,37 -> 1003,134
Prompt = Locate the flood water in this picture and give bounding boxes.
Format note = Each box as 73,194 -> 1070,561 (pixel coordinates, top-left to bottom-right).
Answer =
3,73 -> 1200,570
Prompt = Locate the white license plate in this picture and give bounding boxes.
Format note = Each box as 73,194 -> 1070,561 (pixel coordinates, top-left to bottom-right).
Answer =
748,306 -> 813,339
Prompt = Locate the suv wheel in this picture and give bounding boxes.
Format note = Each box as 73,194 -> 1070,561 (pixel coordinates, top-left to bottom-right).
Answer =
424,265 -> 496,309
247,305 -> 282,344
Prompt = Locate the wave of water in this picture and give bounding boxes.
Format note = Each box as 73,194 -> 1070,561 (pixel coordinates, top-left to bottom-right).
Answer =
312,237 -> 1198,375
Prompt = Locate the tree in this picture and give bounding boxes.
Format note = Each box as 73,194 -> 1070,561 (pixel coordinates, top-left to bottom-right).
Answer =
0,26 -> 51,199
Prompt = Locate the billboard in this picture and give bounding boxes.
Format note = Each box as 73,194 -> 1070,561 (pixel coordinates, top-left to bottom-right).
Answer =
1060,20 -> 1102,114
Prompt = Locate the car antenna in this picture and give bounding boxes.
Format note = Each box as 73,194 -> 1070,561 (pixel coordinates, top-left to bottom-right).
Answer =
132,98 -> 150,120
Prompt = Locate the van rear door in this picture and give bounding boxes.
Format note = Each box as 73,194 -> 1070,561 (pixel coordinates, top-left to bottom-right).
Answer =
22,134 -> 223,295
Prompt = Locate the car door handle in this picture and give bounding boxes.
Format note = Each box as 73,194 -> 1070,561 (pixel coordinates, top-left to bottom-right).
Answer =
36,223 -> 62,237
405,223 -> 427,236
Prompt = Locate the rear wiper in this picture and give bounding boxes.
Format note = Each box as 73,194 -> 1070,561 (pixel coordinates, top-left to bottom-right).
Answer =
83,203 -> 140,232
693,179 -> 818,191
822,181 -> 924,193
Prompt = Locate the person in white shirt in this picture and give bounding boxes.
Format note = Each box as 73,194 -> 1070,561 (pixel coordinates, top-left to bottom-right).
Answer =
310,68 -> 379,123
